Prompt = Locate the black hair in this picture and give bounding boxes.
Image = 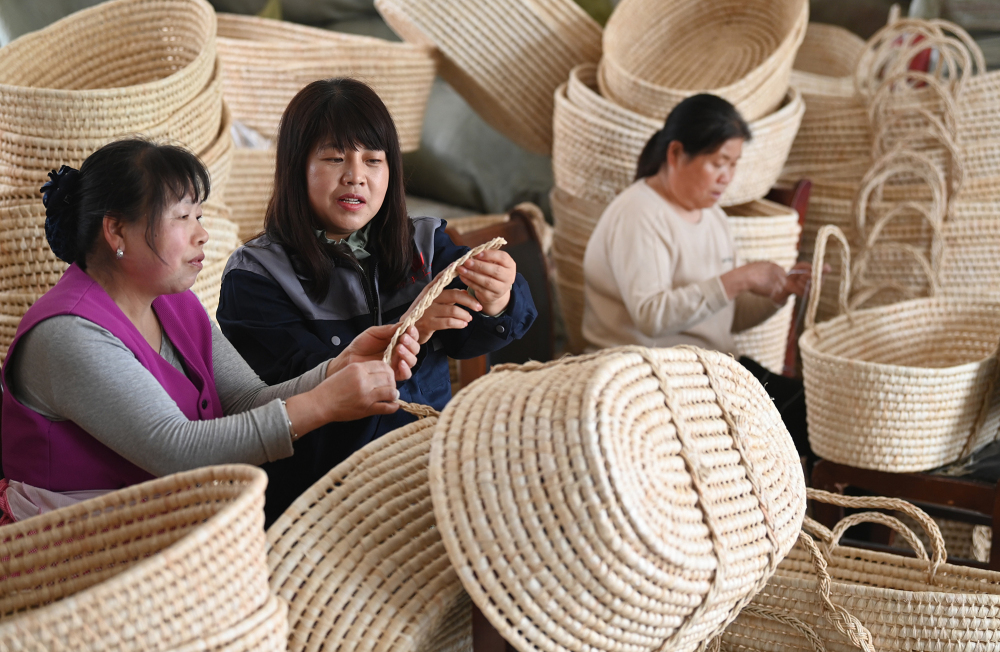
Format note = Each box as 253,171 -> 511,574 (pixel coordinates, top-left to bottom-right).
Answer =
634,94 -> 753,180
265,77 -> 412,301
42,139 -> 211,269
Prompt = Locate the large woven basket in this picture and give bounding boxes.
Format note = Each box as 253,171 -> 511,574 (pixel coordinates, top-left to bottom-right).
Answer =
0,465 -> 270,652
800,225 -> 1000,473
0,0 -> 216,140
0,189 -> 69,294
268,417 -> 470,652
0,58 -> 224,190
216,14 -> 435,153
200,102 -> 236,203
790,23 -> 866,97
227,147 -> 275,242
167,595 -> 288,652
375,0 -> 601,154
600,0 -> 808,122
430,345 -> 807,652
718,489 -> 1000,651
195,206 -> 240,320
0,290 -> 42,363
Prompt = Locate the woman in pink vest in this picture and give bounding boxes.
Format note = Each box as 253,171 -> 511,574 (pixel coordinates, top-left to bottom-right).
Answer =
0,139 -> 420,522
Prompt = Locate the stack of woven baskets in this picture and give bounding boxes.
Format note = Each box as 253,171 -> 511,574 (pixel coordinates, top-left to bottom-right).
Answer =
0,0 -> 239,355
0,465 -> 288,651
215,13 -> 438,242
549,0 -> 807,363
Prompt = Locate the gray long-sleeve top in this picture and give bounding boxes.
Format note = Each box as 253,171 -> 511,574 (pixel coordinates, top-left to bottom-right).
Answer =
6,314 -> 328,477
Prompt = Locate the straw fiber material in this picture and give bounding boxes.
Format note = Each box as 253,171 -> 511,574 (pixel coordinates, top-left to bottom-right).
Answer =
719,489 -> 1000,651
167,595 -> 288,652
216,14 -> 435,152
800,226 -> 1000,472
0,189 -> 69,294
195,206 -> 240,319
790,23 -> 866,98
0,0 -> 216,140
228,147 -> 275,242
600,0 -> 808,122
201,103 -> 236,203
375,0 -> 602,155
430,345 -> 807,652
0,291 -> 42,363
267,417 -> 471,652
0,465 -> 270,652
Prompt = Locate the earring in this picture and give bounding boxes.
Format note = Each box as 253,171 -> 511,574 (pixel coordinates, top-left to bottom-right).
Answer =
116,247 -> 124,259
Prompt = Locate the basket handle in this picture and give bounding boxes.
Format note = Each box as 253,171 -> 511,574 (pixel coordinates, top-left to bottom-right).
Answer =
854,147 -> 947,238
806,488 -> 947,577
381,237 -> 506,417
705,604 -> 829,652
804,225 -> 852,331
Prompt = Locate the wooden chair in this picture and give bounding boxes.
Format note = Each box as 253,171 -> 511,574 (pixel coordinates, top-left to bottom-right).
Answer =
812,459 -> 1000,570
445,205 -> 554,389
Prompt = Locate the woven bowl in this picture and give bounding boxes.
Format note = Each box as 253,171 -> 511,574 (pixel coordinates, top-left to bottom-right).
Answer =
0,465 -> 270,652
268,417 -> 470,652
600,0 -> 808,122
0,0 -> 216,140
790,22 -> 866,97
228,147 -> 276,242
430,345 -> 807,652
216,14 -> 436,152
375,0 -> 601,154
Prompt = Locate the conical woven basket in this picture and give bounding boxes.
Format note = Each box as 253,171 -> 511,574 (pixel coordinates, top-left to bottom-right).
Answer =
718,489 -> 1000,651
267,417 -> 470,652
0,0 -> 216,140
0,465 -> 270,652
166,595 -> 288,652
599,0 -> 808,122
374,0 -> 602,154
430,345 -> 807,652
800,226 -> 1000,473
790,23 -> 866,97
228,147 -> 275,242
215,13 -> 435,152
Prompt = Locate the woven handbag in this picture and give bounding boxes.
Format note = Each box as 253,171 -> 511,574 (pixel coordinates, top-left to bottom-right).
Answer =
429,344 -> 807,652
267,417 -> 470,652
0,0 -> 216,140
718,489 -> 1000,651
790,23 -> 866,97
375,0 -> 602,154
216,13 -> 435,152
600,0 -> 808,122
0,465 -> 271,652
800,225 -> 1000,472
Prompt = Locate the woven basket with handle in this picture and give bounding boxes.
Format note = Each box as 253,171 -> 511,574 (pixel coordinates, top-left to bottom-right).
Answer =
0,0 -> 216,140
375,0 -> 601,155
717,489 -> 1000,651
600,0 -> 808,122
0,465 -> 271,652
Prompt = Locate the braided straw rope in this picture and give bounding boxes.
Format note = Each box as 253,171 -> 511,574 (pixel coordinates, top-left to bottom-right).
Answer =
710,604 -> 828,651
429,344 -> 806,652
267,417 -> 470,652
0,465 -> 270,652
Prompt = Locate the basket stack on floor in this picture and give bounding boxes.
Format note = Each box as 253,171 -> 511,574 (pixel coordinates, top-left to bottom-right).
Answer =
0,466 -> 288,651
549,0 -> 807,362
215,13 -> 437,242
0,0 -> 238,350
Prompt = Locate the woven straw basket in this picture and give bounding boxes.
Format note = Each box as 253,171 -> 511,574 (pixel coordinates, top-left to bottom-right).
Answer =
718,489 -> 1000,651
430,345 -> 807,652
0,0 -> 216,140
228,147 -> 275,242
800,225 -> 1000,473
201,103 -> 236,203
195,206 -> 240,320
0,189 -> 69,294
600,0 -> 808,122
0,291 -> 42,363
374,0 -> 601,154
167,595 -> 288,652
216,14 -> 435,152
0,465 -> 271,652
268,417 -> 470,652
790,23 -> 866,97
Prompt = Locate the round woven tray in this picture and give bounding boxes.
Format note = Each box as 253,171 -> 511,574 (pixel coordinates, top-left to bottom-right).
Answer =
0,465 -> 270,652
430,345 -> 806,652
167,595 -> 289,652
800,225 -> 1000,473
227,147 -> 275,242
0,58 -> 224,190
790,22 -> 866,97
600,0 -> 808,122
374,0 -> 601,154
216,13 -> 436,152
0,0 -> 216,140
268,417 -> 470,652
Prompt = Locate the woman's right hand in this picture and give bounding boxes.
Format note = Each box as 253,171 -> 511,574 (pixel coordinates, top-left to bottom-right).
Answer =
284,360 -> 399,436
721,261 -> 787,301
412,289 -> 483,345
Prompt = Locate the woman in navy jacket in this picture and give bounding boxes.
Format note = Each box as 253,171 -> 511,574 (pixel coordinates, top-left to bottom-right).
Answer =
218,78 -> 537,523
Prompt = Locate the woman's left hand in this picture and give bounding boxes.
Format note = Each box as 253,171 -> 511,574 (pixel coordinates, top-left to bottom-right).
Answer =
771,261 -> 812,305
457,249 -> 516,316
327,324 -> 420,381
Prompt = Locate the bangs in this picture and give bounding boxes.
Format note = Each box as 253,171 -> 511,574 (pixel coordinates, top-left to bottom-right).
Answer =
151,146 -> 212,205
315,88 -> 395,155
